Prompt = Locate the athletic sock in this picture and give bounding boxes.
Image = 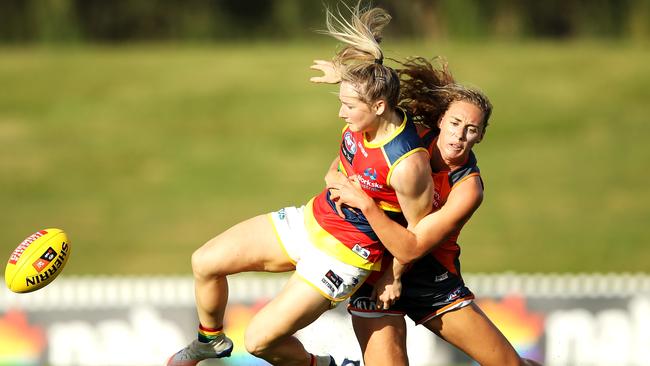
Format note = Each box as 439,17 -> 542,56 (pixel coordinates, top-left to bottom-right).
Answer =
310,353 -> 335,366
197,324 -> 224,343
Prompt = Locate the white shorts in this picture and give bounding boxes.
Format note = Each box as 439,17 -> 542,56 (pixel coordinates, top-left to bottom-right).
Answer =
269,206 -> 370,304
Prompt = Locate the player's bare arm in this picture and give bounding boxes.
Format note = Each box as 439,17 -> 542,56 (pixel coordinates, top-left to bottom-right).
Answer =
331,169 -> 482,265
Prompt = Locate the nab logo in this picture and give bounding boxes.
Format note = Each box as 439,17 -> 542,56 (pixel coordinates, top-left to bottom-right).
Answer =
32,247 -> 58,273
363,167 -> 377,180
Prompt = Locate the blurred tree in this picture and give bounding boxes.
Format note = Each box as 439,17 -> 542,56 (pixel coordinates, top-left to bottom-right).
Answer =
521,0 -> 575,38
626,0 -> 650,41
31,0 -> 80,42
73,1 -> 171,41
218,0 -> 273,38
0,0 -> 648,43
399,0 -> 444,40
491,0 -> 524,40
439,0 -> 489,39
165,0 -> 221,41
271,0 -> 302,38
571,0 -> 627,38
0,0 -> 35,42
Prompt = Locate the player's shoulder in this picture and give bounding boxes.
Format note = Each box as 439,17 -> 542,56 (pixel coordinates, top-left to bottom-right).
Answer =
450,151 -> 481,186
388,149 -> 432,192
383,114 -> 426,160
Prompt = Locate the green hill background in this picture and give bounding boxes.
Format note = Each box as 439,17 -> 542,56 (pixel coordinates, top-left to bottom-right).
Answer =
1,41 -> 648,274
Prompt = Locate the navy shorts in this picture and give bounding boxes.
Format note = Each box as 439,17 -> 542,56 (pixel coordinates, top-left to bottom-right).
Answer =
348,254 -> 474,324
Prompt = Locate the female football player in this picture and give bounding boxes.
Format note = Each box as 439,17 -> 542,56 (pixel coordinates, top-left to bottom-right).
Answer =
167,5 -> 434,366
325,57 -> 543,366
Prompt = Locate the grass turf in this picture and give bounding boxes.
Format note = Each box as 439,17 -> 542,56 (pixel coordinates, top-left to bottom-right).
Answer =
0,40 -> 648,274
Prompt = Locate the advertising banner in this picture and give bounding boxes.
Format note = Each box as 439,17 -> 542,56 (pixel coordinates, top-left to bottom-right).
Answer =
1,273 -> 649,366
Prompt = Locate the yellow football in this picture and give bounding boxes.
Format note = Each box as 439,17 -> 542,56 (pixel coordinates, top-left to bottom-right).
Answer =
5,228 -> 71,293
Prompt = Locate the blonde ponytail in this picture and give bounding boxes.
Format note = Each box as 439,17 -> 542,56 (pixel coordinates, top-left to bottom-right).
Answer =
321,2 -> 400,109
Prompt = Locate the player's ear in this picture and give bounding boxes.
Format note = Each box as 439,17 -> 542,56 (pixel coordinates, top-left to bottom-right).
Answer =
373,99 -> 386,116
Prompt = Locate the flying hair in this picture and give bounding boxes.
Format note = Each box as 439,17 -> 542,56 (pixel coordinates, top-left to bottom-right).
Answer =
395,56 -> 492,131
320,2 -> 400,109
395,56 -> 455,128
323,2 -> 389,64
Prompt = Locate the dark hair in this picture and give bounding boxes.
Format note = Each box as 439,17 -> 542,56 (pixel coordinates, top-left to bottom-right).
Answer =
396,56 -> 492,131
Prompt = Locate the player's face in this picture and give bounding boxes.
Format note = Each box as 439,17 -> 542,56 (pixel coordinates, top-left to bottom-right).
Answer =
437,100 -> 485,160
338,82 -> 377,133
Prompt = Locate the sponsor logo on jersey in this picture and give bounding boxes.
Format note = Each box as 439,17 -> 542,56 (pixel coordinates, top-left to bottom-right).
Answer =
32,247 -> 58,273
357,174 -> 383,192
363,167 -> 378,181
435,271 -> 449,282
352,244 -> 370,259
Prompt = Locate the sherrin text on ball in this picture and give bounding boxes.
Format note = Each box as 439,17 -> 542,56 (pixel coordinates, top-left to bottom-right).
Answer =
5,228 -> 71,293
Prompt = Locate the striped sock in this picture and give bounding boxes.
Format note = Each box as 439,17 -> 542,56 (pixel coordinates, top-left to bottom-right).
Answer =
197,324 -> 223,343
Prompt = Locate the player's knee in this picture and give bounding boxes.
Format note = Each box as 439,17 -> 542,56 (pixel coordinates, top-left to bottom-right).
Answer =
191,247 -> 209,279
243,326 -> 271,358
191,241 -> 226,280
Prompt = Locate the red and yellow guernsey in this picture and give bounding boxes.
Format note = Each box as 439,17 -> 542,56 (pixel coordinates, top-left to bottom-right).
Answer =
305,110 -> 427,271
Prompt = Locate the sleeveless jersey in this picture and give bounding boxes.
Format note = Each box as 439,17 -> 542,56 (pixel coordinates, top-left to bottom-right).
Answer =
418,128 -> 483,277
348,128 -> 482,323
305,110 -> 427,271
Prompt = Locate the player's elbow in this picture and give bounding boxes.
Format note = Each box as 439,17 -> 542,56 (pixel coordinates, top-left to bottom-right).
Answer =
394,248 -> 422,265
396,241 -> 435,264
392,253 -> 410,265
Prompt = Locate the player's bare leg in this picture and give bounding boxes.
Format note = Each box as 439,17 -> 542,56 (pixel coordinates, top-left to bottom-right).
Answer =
244,274 -> 335,366
192,214 -> 295,329
351,315 -> 408,366
167,214 -> 295,366
424,302 -> 542,366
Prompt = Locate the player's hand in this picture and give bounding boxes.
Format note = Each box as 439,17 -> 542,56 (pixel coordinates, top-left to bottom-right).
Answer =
310,60 -> 341,84
327,175 -> 371,218
371,268 -> 402,310
326,171 -> 352,218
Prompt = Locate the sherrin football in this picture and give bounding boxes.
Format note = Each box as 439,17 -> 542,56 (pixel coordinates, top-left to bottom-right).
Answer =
5,228 -> 71,293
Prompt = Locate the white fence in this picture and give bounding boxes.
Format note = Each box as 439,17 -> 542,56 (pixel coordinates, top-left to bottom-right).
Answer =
2,272 -> 649,310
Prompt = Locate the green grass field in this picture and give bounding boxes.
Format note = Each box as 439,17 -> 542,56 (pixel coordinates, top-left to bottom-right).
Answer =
1,41 -> 648,275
